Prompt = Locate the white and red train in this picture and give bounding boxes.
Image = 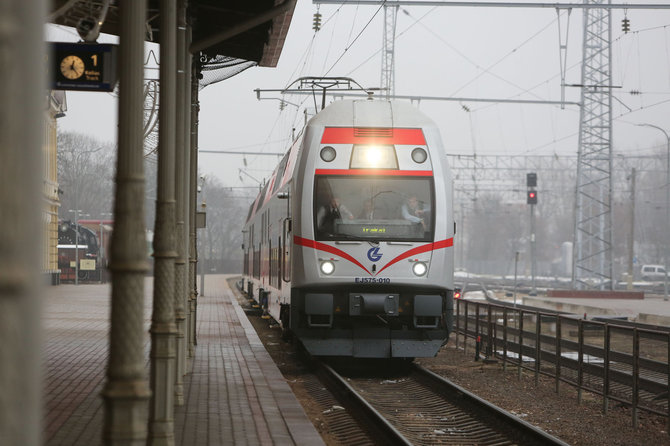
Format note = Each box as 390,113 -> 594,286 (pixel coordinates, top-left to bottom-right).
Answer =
241,98 -> 455,358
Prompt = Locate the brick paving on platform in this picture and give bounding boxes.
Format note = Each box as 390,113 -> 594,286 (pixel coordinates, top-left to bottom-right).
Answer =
43,275 -> 323,445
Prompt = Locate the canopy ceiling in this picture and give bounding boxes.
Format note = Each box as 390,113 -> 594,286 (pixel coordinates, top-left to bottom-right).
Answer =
49,0 -> 296,68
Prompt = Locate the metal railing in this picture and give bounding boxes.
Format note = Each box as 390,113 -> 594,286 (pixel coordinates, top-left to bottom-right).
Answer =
454,299 -> 670,433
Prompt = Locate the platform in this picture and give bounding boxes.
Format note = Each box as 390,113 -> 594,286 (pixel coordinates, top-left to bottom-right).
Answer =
486,290 -> 670,327
43,275 -> 323,445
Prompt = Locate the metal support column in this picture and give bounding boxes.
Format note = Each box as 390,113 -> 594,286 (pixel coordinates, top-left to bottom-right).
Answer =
102,1 -> 151,444
148,0 -> 178,444
626,168 -> 636,291
173,0 -> 188,406
381,5 -> 399,99
572,0 -> 614,290
530,204 -> 536,293
183,18 -> 193,361
189,53 -> 200,354
0,1 -> 45,444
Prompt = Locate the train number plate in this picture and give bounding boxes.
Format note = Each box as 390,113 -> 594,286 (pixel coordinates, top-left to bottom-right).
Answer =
354,277 -> 391,284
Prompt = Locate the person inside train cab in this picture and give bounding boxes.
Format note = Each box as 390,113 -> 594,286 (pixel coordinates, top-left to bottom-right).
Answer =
401,194 -> 428,231
317,196 -> 354,234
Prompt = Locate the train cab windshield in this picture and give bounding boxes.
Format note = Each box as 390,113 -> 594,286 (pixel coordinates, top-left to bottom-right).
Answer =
314,176 -> 434,242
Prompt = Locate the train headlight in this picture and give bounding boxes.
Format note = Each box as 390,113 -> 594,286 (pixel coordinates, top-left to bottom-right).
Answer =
320,146 -> 336,162
350,145 -> 398,169
411,147 -> 428,164
320,260 -> 335,275
412,262 -> 427,276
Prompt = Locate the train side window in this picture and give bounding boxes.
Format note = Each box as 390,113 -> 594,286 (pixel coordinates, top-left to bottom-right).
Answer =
273,155 -> 289,194
282,218 -> 292,282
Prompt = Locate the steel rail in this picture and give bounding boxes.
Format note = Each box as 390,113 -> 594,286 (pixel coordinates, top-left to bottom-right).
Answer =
315,362 -> 413,446
413,364 -> 571,446
318,358 -> 569,445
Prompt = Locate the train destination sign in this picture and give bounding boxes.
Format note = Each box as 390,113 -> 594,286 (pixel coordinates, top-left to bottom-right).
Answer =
51,42 -> 118,92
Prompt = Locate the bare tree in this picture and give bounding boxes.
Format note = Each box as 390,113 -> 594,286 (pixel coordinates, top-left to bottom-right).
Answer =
197,176 -> 250,273
57,131 -> 115,221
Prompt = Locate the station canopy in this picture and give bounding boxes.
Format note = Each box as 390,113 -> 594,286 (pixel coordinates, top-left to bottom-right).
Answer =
49,0 -> 296,88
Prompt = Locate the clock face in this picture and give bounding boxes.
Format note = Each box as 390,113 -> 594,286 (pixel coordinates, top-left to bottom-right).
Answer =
60,55 -> 85,80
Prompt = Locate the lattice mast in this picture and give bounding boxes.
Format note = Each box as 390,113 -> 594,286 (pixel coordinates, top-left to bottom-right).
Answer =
572,0 -> 614,290
381,5 -> 399,99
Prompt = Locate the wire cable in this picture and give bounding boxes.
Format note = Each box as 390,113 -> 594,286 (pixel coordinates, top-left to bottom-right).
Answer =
324,2 -> 386,76
450,15 -> 559,97
345,7 -> 436,77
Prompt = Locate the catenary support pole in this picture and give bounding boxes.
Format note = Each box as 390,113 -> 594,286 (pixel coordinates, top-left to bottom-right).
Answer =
147,0 -> 178,444
102,1 -> 151,444
627,168 -> 636,291
0,1 -> 45,444
531,203 -> 536,293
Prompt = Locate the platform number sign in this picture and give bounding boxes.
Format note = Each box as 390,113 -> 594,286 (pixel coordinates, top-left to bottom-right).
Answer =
52,42 -> 118,92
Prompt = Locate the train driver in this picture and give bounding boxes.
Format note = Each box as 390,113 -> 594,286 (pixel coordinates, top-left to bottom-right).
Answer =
317,196 -> 354,234
401,195 -> 429,231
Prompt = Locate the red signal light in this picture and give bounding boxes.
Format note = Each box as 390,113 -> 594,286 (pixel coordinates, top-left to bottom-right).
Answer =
454,288 -> 462,299
527,190 -> 538,205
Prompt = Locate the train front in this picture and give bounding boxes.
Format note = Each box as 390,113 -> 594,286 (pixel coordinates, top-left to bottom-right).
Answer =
291,100 -> 455,359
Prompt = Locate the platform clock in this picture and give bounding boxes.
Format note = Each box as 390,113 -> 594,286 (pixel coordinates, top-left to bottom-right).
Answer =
52,42 -> 118,91
59,55 -> 85,80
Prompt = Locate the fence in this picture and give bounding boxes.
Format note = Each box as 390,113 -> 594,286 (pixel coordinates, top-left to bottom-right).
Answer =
454,299 -> 670,432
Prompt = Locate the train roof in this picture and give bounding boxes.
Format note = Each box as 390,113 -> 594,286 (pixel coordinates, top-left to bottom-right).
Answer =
308,99 -> 438,129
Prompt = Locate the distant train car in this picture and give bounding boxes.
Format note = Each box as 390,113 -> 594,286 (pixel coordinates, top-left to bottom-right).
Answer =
241,99 -> 455,358
58,220 -> 99,282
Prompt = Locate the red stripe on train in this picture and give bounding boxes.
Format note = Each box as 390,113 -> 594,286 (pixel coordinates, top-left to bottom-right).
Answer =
294,236 -> 453,277
320,127 -> 426,145
314,169 -> 433,176
375,238 -> 454,276
293,236 -> 371,275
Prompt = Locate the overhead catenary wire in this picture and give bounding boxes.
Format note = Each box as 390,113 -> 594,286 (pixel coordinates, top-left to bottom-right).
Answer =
278,3 -> 386,148
402,7 -> 558,103
471,19 -> 670,116
324,2 -> 387,76
345,7 -> 437,77
198,139 -> 290,153
253,2 -> 353,172
345,4 -> 669,161
521,96 -> 670,155
449,14 -> 560,98
257,4 -> 670,179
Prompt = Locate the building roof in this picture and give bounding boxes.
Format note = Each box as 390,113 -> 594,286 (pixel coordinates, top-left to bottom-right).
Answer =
49,0 -> 296,68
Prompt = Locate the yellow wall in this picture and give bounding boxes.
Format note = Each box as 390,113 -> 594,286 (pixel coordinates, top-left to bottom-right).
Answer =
44,92 -> 64,283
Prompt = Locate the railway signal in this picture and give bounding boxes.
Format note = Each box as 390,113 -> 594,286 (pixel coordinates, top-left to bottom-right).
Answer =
527,190 -> 538,205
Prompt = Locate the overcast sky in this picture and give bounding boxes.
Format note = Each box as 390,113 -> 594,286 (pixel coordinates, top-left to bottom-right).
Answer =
50,1 -> 670,195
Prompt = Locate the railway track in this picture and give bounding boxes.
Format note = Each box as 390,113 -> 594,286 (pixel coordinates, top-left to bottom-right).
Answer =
236,280 -> 569,445
314,360 -> 569,446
